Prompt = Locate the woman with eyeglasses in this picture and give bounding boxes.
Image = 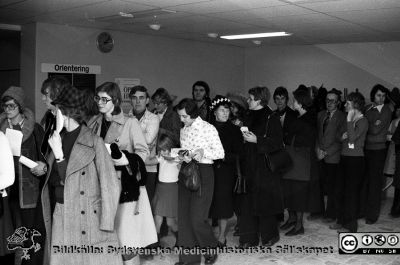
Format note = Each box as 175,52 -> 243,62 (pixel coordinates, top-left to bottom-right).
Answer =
0,86 -> 46,265
88,82 -> 155,265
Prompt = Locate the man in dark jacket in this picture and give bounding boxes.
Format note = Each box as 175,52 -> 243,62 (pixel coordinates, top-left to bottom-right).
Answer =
316,89 -> 346,222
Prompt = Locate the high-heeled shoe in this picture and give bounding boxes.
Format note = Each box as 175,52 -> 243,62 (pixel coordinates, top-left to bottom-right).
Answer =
285,226 -> 304,236
204,254 -> 218,264
280,220 -> 296,230
217,239 -> 227,248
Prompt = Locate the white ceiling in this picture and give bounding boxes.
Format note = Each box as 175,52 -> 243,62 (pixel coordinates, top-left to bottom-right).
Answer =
1,0 -> 400,47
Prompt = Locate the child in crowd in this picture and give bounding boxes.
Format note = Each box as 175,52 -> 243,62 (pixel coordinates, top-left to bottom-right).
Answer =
151,134 -> 179,243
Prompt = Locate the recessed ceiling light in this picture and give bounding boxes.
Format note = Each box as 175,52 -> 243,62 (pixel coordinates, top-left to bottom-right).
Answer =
220,32 -> 291,40
119,12 -> 133,18
0,23 -> 21,31
252,40 -> 262,45
207,33 -> 218,38
149,24 -> 161,30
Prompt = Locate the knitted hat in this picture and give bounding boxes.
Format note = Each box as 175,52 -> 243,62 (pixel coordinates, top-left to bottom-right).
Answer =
210,95 -> 231,111
226,92 -> 248,110
2,86 -> 25,109
51,85 -> 86,110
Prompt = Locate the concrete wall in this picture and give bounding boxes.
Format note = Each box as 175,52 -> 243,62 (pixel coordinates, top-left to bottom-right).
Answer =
244,42 -> 400,104
0,30 -> 21,98
32,22 -> 244,121
20,24 -> 36,112
18,22 -> 400,120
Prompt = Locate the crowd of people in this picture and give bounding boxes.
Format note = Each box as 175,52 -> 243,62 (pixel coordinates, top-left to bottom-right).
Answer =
0,77 -> 400,265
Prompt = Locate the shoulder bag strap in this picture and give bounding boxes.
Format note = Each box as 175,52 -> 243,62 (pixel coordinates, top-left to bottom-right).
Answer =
265,113 -> 286,149
235,155 -> 242,177
264,114 -> 271,138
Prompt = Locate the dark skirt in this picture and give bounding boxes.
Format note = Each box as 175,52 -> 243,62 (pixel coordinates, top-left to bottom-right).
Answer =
394,147 -> 400,188
209,163 -> 235,219
152,182 -> 178,218
282,179 -> 309,212
0,196 -> 14,256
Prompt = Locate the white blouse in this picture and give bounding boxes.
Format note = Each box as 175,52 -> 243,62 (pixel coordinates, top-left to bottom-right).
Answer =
180,117 -> 225,164
158,156 -> 180,183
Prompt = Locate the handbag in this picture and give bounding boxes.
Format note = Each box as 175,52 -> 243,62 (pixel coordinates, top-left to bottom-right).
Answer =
179,160 -> 202,193
264,114 -> 293,174
265,148 -> 293,174
233,156 -> 246,194
282,137 -> 311,181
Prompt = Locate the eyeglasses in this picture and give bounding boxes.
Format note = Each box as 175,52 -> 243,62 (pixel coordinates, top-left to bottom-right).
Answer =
94,96 -> 112,104
153,100 -> 166,105
326,99 -> 337,104
1,103 -> 18,111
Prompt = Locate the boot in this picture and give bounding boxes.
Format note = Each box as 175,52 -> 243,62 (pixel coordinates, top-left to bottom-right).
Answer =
391,188 -> 400,217
123,254 -> 140,265
172,230 -> 179,247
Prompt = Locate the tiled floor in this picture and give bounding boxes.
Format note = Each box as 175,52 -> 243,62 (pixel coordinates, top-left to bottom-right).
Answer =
144,191 -> 400,265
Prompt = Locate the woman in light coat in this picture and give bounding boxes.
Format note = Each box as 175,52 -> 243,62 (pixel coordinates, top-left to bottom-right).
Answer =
88,82 -> 155,265
41,85 -> 122,265
0,131 -> 15,264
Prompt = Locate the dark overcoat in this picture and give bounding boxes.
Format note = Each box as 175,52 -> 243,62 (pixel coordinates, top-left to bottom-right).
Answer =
242,107 -> 284,216
209,121 -> 243,219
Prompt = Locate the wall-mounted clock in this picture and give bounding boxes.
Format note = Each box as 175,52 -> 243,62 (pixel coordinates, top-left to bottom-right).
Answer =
96,32 -> 114,53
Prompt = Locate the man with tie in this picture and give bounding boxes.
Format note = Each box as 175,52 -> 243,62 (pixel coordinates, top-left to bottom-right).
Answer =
316,89 -> 345,223
362,84 -> 392,224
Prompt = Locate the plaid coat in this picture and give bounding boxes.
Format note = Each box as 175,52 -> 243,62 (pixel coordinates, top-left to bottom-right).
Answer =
41,126 -> 122,265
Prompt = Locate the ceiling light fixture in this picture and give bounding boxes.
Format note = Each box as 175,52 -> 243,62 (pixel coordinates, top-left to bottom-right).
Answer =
220,32 -> 291,40
119,12 -> 133,18
0,23 -> 21,31
252,40 -> 262,45
207,33 -> 218,38
149,24 -> 161,30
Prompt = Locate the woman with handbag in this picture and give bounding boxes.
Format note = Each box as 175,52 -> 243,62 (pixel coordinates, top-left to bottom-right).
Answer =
280,87 -> 318,236
175,98 -> 224,265
208,95 -> 243,247
239,86 -> 284,248
87,82 -> 155,265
